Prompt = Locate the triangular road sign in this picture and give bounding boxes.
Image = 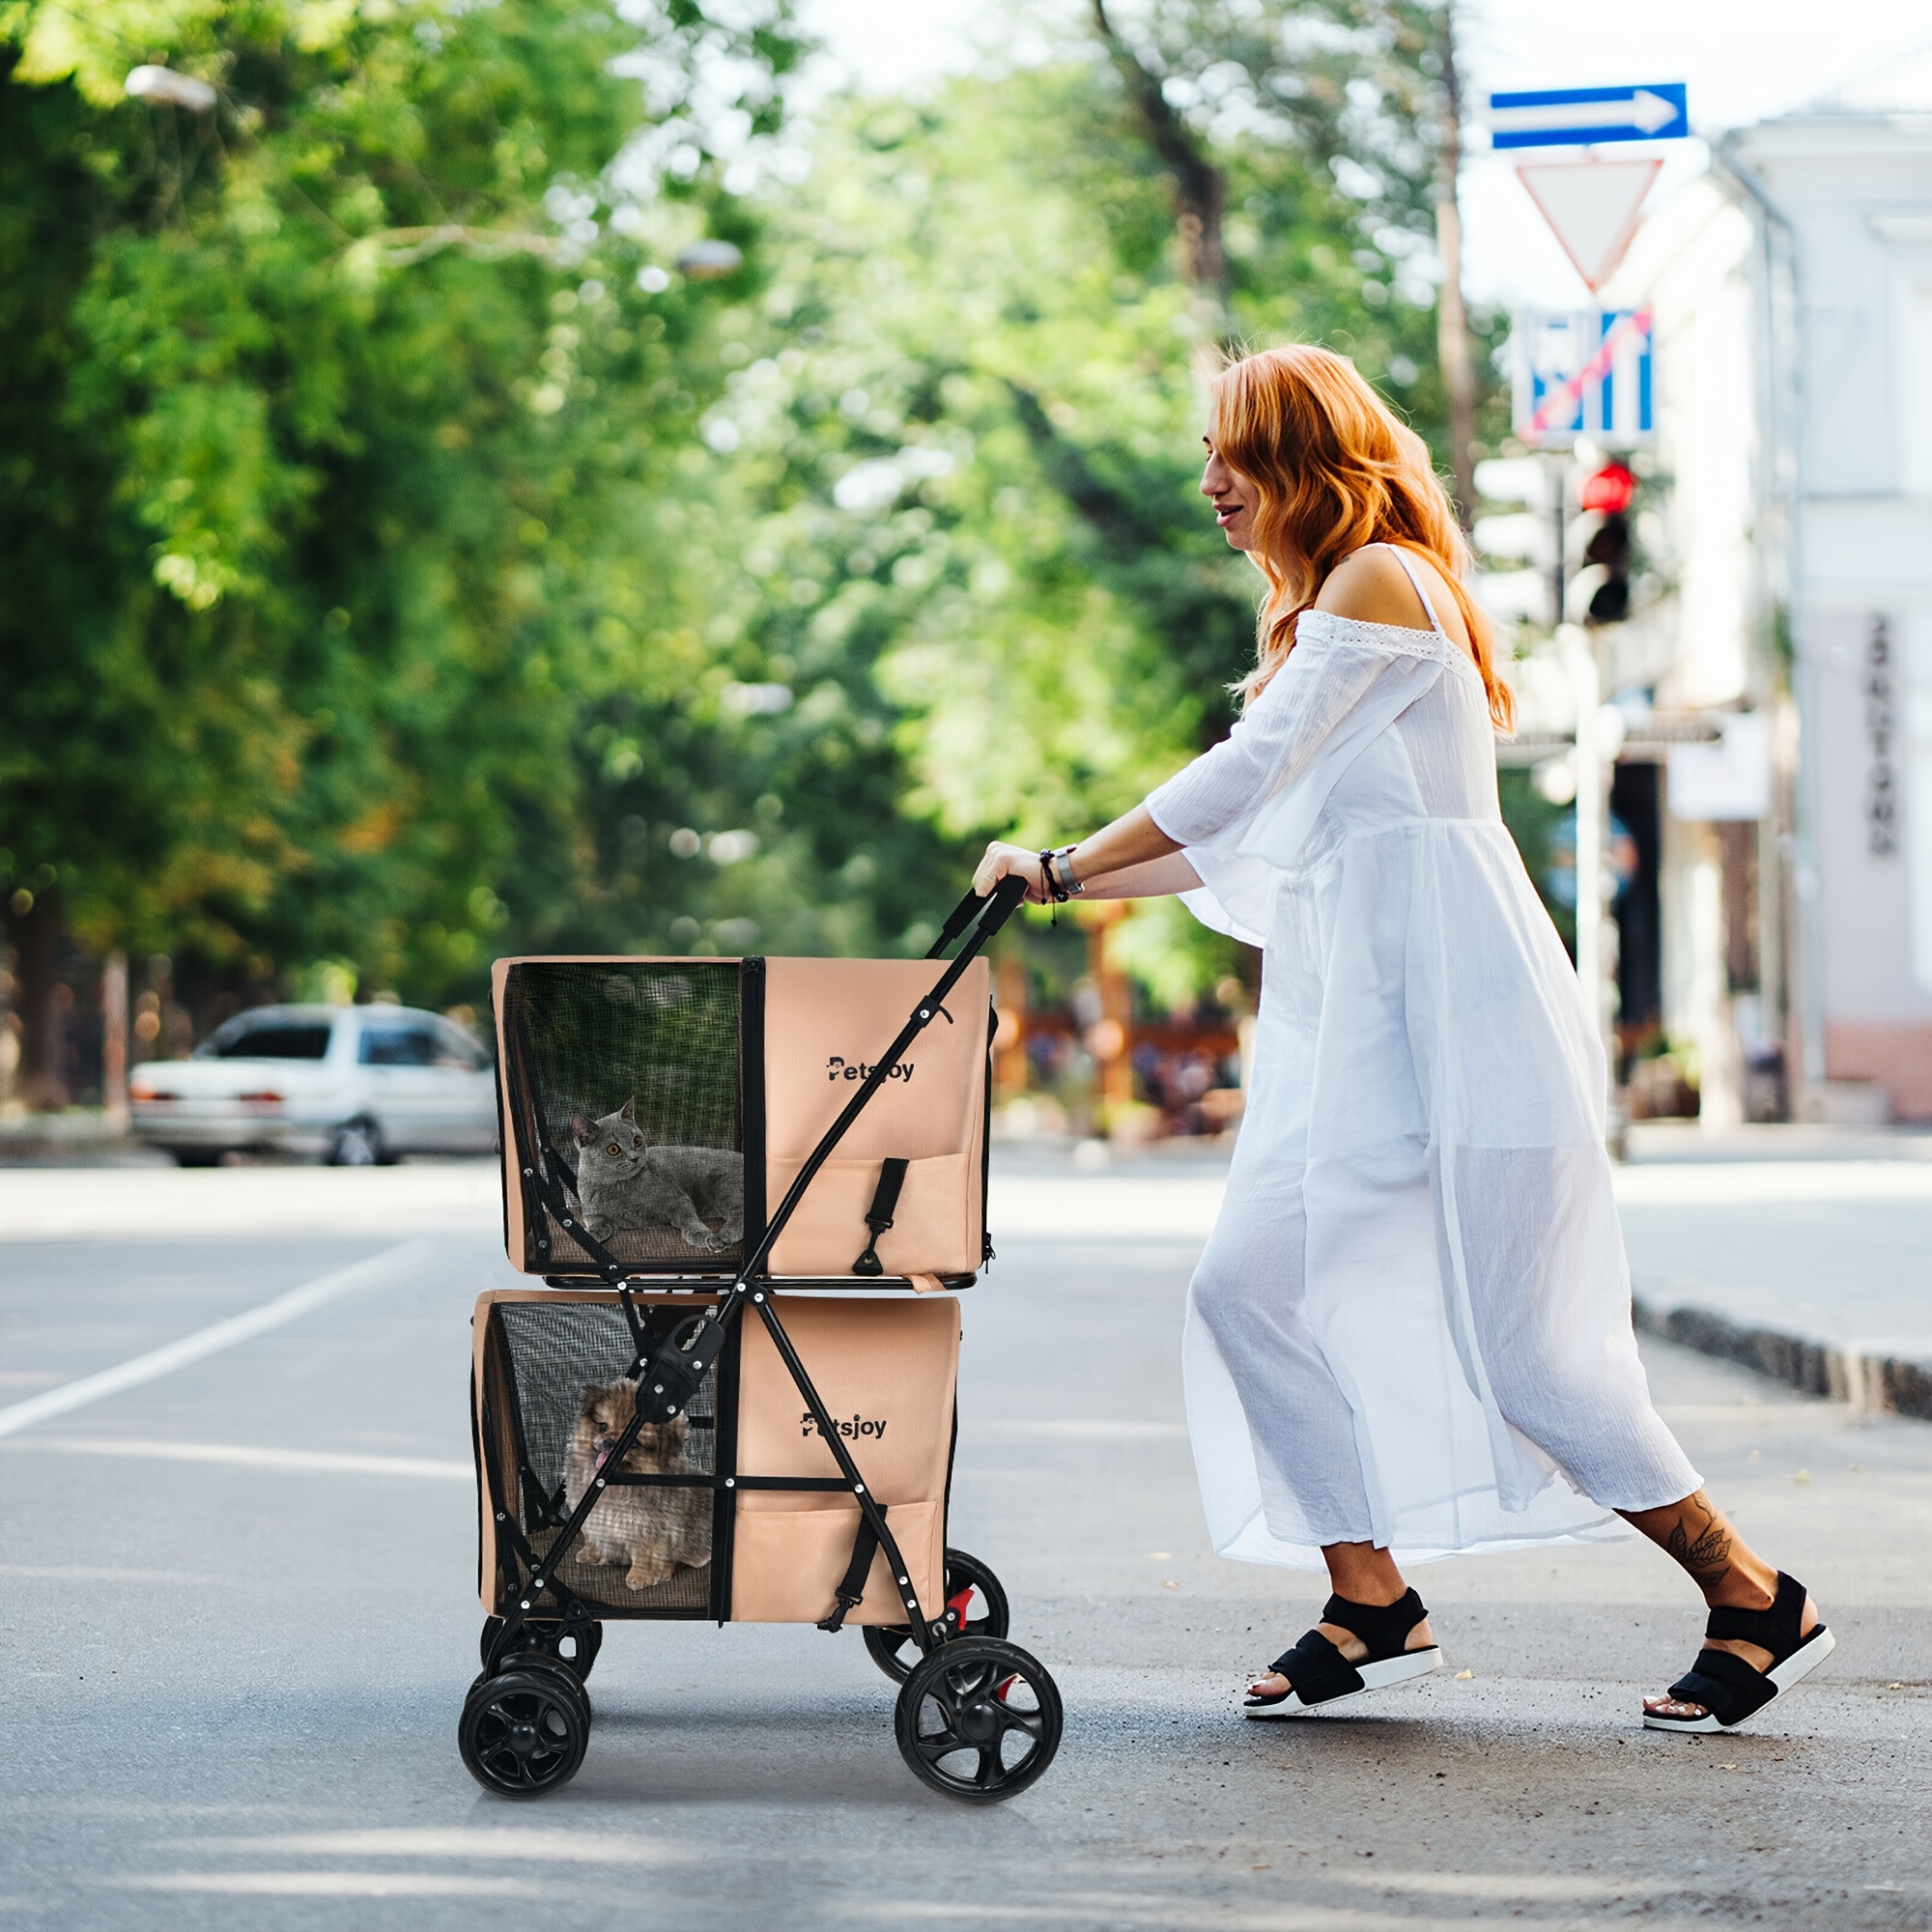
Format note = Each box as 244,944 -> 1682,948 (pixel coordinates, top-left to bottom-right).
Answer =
1516,157 -> 1662,292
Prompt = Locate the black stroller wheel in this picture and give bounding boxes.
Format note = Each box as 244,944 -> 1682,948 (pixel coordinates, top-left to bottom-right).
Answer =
471,1652 -> 593,1726
895,1637 -> 1063,1803
480,1614 -> 603,1684
864,1548 -> 1010,1683
459,1666 -> 589,1798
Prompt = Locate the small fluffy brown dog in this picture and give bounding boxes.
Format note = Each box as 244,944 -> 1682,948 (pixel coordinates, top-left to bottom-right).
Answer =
561,1378 -> 710,1590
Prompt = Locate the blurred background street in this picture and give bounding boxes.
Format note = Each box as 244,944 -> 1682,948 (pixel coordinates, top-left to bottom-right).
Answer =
2,1141 -> 1929,1930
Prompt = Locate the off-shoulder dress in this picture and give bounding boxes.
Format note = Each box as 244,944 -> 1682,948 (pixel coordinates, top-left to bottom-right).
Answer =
1147,549 -> 1698,1568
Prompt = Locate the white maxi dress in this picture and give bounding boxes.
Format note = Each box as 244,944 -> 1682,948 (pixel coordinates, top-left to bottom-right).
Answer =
1147,551 -> 1699,1569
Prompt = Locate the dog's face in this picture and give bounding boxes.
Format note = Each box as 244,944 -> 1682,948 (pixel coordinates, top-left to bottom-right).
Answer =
571,1097 -> 647,1181
573,1378 -> 690,1472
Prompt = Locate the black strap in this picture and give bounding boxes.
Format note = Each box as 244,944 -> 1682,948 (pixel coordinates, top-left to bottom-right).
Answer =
816,1505 -> 886,1633
851,1157 -> 910,1276
1667,1648 -> 1779,1727
1321,1587 -> 1429,1662
1704,1571 -> 1808,1661
1255,1629 -> 1363,1706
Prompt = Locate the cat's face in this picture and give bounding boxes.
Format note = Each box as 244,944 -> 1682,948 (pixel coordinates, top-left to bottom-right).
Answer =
571,1098 -> 647,1180
575,1378 -> 689,1472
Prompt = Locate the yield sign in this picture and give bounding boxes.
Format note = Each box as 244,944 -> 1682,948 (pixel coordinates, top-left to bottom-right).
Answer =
1516,157 -> 1662,293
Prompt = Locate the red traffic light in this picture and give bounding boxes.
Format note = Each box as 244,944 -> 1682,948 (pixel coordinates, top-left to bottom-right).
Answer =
1578,463 -> 1636,514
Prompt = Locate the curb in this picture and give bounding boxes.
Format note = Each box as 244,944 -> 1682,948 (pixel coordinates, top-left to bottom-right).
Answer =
1633,1295 -> 1932,1424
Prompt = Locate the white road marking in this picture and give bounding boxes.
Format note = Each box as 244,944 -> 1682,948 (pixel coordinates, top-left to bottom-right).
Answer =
1,1435 -> 469,1480
0,1240 -> 435,1440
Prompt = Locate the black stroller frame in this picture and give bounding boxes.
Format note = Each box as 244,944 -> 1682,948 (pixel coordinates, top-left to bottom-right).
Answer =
462,878 -> 1061,1802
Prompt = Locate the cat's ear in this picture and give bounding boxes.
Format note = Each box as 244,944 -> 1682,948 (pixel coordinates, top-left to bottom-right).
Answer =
620,1095 -> 637,1123
570,1114 -> 595,1147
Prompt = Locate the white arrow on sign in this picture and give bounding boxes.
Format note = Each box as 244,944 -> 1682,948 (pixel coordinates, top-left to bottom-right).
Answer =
1492,89 -> 1681,140
1516,157 -> 1662,293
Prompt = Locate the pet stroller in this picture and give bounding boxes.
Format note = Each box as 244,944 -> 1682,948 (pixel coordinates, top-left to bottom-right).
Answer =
461,877 -> 1063,1803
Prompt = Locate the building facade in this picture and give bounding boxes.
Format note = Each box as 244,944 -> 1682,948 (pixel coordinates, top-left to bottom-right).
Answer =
1730,56 -> 1932,1120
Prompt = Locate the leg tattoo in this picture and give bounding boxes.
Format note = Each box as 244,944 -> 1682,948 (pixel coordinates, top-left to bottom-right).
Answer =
1663,1492 -> 1733,1595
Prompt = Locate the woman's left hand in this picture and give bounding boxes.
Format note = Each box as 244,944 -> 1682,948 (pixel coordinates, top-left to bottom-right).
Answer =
974,841 -> 1050,903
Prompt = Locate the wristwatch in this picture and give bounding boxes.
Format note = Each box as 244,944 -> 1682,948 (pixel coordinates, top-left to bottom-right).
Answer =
1039,844 -> 1085,902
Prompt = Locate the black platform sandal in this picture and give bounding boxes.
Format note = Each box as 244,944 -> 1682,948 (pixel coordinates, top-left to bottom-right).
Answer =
1643,1572 -> 1834,1734
1244,1587 -> 1443,1719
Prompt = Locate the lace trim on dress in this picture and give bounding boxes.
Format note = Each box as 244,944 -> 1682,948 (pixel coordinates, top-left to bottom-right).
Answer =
1296,609 -> 1485,686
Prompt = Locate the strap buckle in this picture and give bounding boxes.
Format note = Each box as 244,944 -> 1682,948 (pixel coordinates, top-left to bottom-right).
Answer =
851,1156 -> 909,1276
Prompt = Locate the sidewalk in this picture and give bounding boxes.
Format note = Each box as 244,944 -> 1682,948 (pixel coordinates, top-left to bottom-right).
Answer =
1615,1123 -> 1932,1421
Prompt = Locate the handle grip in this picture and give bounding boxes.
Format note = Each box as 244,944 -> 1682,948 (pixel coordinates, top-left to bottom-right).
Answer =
925,871 -> 1030,960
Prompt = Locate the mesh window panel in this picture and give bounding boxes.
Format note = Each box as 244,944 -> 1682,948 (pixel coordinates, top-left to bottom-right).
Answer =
485,1300 -> 720,1617
504,960 -> 745,1273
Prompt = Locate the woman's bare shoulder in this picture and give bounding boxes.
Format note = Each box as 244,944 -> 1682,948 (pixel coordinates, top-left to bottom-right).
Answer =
1315,547 -> 1431,624
1316,545 -> 1471,650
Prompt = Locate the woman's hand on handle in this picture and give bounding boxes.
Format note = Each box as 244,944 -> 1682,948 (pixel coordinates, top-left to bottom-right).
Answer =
973,842 -> 1050,903
975,807 -> 1190,904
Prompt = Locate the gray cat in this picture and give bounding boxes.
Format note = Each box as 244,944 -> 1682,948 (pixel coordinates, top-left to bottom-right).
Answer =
567,1098 -> 743,1252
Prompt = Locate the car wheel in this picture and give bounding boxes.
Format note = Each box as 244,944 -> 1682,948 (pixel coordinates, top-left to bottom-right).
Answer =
171,1149 -> 223,1168
328,1119 -> 383,1167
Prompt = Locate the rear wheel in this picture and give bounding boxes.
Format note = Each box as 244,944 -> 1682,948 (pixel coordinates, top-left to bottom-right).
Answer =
170,1149 -> 223,1168
459,1665 -> 589,1798
327,1118 -> 383,1167
865,1548 -> 1009,1683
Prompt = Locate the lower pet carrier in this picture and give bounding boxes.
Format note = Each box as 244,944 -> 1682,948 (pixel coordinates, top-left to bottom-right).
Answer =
461,878 -> 1062,1803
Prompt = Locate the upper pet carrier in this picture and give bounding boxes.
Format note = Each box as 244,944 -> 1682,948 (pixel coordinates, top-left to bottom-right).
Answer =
460,879 -> 1063,1804
492,951 -> 993,1287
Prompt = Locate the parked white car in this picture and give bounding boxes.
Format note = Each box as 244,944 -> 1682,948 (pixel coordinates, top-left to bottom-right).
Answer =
129,1004 -> 497,1166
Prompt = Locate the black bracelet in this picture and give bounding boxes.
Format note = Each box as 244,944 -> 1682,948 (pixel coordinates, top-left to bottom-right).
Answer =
1038,848 -> 1069,904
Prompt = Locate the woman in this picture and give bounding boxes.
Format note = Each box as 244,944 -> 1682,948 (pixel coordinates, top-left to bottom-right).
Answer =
972,345 -> 1832,1734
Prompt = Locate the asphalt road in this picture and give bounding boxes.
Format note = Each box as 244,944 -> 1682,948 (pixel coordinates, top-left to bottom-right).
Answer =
2,1162 -> 1928,1931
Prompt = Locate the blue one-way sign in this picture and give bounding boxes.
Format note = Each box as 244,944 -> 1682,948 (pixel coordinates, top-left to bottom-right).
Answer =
1489,83 -> 1689,150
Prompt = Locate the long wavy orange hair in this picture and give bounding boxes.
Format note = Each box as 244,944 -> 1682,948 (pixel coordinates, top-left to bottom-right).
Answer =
1212,344 -> 1513,729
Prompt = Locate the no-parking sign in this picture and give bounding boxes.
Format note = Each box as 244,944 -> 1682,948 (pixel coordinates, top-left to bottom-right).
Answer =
1513,308 -> 1655,447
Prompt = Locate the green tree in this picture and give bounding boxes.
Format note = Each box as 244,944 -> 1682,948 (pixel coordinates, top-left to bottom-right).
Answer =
0,0 -> 800,1065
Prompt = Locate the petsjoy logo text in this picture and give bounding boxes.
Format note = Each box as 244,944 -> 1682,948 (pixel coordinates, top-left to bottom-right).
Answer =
803,1410 -> 891,1441
826,1056 -> 914,1084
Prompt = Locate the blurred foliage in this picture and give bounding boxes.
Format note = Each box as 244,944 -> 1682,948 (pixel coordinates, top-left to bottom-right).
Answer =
0,0 -> 804,1001
1,0 -> 1499,1034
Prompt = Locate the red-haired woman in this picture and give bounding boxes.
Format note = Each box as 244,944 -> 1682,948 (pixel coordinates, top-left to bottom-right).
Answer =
973,345 -> 1831,1736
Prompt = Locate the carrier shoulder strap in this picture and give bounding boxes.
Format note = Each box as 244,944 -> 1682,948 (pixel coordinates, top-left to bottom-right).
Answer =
851,1157 -> 910,1276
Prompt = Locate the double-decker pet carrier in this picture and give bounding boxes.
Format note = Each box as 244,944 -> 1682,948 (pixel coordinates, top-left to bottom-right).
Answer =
461,878 -> 1062,1803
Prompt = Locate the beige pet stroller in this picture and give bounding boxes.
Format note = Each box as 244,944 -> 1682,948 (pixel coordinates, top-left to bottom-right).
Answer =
461,878 -> 1062,1803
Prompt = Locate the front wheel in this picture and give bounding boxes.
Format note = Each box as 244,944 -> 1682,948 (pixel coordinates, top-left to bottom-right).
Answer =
458,1666 -> 589,1798
170,1148 -> 223,1168
864,1548 -> 1009,1683
895,1637 -> 1063,1803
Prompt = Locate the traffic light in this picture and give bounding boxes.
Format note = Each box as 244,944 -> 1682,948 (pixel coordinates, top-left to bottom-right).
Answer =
1577,463 -> 1635,626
